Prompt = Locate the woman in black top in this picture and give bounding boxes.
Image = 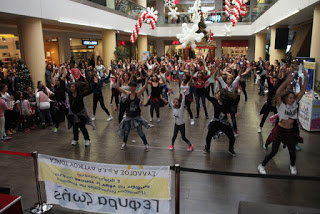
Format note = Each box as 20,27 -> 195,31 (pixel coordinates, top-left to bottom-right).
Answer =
116,81 -> 151,152
67,77 -> 98,147
204,88 -> 238,157
145,74 -> 167,122
52,70 -> 68,132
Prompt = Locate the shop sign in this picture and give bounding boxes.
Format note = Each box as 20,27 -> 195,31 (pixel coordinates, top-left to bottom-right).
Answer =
0,45 -> 8,49
87,46 -> 95,49
82,40 -> 98,46
303,61 -> 316,70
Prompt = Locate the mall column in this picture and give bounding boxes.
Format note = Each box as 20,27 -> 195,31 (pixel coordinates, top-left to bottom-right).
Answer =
18,18 -> 46,87
310,5 -> 320,82
137,35 -> 147,61
255,33 -> 267,61
102,29 -> 116,67
269,26 -> 287,64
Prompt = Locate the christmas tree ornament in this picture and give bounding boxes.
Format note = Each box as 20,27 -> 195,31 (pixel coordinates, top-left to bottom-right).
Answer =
168,7 -> 180,20
207,29 -> 214,42
176,23 -> 204,49
130,7 -> 158,43
164,0 -> 175,8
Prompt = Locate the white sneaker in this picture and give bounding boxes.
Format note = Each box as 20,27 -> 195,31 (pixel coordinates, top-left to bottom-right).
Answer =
258,127 -> 262,133
92,116 -> 96,121
258,164 -> 266,175
121,143 -> 127,150
191,119 -> 195,125
107,115 -> 113,122
157,118 -> 160,122
290,165 -> 297,175
150,118 -> 153,122
85,140 -> 91,147
145,144 -> 150,152
71,140 -> 78,146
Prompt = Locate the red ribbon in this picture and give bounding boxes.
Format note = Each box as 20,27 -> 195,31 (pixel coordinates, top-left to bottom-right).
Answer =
0,150 -> 32,157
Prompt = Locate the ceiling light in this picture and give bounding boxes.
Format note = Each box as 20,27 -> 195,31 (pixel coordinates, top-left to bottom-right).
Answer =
270,9 -> 300,26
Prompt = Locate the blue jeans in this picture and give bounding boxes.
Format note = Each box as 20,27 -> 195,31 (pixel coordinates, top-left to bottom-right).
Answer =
195,93 -> 208,116
259,77 -> 266,94
123,120 -> 148,145
40,109 -> 53,125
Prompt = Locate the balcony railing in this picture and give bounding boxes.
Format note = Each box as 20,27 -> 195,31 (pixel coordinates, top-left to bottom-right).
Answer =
87,0 -> 145,18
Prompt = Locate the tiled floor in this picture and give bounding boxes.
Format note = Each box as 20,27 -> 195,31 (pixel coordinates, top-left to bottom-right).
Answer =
1,80 -> 320,213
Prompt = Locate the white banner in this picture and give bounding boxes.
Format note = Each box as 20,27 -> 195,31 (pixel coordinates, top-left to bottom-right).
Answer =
45,182 -> 170,214
38,154 -> 171,213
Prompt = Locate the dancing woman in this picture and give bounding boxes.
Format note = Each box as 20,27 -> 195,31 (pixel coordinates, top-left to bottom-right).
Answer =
117,81 -> 151,151
203,88 -> 238,157
257,70 -> 308,175
193,66 -> 214,119
68,77 -> 98,147
145,74 -> 167,122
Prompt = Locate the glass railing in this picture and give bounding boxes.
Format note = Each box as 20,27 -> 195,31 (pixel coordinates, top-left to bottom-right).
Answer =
163,0 -> 278,25
87,0 -> 145,18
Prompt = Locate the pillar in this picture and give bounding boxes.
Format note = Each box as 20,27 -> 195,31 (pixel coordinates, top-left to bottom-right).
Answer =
137,35 -> 147,61
215,38 -> 222,59
269,26 -> 286,64
156,0 -> 165,24
310,5 -> 320,82
102,29 -> 116,67
18,18 -> 46,88
255,33 -> 267,61
156,39 -> 165,57
58,33 -> 71,64
136,0 -> 146,8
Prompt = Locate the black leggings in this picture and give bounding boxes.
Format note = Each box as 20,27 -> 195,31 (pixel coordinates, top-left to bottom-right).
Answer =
239,80 -> 248,101
118,101 -> 127,123
150,98 -> 160,118
262,135 -> 296,166
111,88 -> 119,107
230,113 -> 237,132
206,83 -> 214,96
259,108 -> 277,128
93,93 -> 110,116
206,121 -> 235,150
73,121 -> 89,141
186,103 -> 193,119
55,105 -> 68,128
172,123 -> 191,145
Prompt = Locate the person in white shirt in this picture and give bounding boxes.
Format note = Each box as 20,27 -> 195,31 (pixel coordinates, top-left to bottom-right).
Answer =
95,60 -> 106,78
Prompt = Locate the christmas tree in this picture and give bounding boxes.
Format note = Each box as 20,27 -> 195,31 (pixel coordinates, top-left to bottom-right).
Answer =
15,60 -> 34,92
197,12 -> 208,41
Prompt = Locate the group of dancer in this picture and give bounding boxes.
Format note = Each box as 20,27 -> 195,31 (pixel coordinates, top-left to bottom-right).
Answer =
0,55 -> 307,175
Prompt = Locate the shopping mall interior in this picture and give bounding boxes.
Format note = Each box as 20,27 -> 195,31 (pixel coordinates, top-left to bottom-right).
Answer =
1,0 -> 320,213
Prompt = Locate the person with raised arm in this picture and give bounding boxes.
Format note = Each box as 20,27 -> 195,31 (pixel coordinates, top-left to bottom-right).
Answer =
116,80 -> 152,151
258,70 -> 308,175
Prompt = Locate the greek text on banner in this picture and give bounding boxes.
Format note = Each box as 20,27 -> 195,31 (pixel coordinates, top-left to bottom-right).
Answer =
38,154 -> 171,200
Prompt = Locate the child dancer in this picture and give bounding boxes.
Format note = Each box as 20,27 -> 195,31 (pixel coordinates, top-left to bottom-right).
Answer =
168,88 -> 193,151
179,73 -> 195,125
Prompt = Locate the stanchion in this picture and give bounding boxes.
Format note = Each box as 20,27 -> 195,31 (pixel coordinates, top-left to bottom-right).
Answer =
30,151 -> 52,214
175,164 -> 180,214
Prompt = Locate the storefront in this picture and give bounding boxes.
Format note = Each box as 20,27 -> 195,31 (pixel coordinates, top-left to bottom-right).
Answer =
0,34 -> 21,71
222,40 -> 249,58
44,36 -> 60,65
70,38 -> 102,65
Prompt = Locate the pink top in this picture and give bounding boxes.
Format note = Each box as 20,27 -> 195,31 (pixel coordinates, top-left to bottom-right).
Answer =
36,91 -> 50,108
0,99 -> 8,117
71,68 -> 80,80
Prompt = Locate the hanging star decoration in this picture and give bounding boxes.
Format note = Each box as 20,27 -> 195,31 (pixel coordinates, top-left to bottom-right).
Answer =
176,23 -> 204,49
222,23 -> 234,36
168,7 -> 180,20
164,0 -> 175,8
145,7 -> 158,24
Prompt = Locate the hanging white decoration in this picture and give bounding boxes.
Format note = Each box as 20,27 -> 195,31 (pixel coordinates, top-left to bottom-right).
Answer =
164,0 -> 175,8
176,23 -> 204,49
222,23 -> 234,37
168,7 -> 180,20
